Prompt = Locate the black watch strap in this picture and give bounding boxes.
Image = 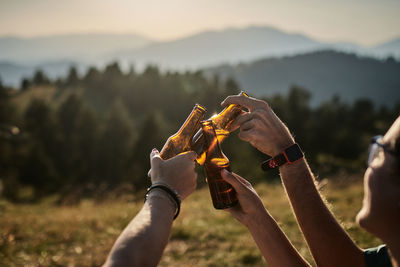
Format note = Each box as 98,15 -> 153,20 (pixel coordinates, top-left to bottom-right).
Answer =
261,143 -> 303,171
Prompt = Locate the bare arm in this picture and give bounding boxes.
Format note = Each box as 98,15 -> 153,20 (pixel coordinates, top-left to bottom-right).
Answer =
222,170 -> 310,267
104,190 -> 175,267
222,95 -> 365,267
104,149 -> 197,267
280,159 -> 364,267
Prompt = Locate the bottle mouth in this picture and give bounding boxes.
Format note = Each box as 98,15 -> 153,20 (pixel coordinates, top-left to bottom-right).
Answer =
195,103 -> 207,112
201,119 -> 213,126
240,91 -> 249,97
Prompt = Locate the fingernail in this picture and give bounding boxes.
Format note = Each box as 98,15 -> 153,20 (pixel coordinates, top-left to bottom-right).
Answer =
152,148 -> 158,152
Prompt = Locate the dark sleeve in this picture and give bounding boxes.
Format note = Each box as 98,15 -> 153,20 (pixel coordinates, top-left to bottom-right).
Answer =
364,245 -> 392,267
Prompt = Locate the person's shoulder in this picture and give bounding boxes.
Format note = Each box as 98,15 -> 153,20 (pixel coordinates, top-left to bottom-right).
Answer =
364,244 -> 392,267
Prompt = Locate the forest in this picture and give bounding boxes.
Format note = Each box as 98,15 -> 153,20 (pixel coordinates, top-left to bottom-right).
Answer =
1,62 -> 399,202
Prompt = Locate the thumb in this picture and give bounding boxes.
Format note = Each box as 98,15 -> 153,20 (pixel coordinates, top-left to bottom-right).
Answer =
150,148 -> 162,168
221,169 -> 244,193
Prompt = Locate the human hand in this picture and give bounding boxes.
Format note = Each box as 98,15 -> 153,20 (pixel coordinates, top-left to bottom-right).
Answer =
221,169 -> 266,227
221,94 -> 295,156
150,148 -> 197,200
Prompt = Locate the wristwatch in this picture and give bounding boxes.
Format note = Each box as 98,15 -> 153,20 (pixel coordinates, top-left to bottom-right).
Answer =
261,143 -> 304,171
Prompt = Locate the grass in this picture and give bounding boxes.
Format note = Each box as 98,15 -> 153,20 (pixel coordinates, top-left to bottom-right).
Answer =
0,174 -> 382,266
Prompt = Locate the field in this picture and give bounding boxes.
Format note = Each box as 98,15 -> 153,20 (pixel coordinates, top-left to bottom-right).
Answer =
0,174 -> 382,267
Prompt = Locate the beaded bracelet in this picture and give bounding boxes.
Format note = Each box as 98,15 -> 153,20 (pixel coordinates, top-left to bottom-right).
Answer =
144,183 -> 181,220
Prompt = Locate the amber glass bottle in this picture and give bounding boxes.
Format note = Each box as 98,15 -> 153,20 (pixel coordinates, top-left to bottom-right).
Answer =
192,91 -> 249,164
160,104 -> 207,160
202,120 -> 238,209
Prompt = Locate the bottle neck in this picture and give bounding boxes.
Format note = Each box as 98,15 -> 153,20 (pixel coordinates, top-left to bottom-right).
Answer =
201,120 -> 228,162
212,104 -> 242,130
176,105 -> 206,138
212,91 -> 248,130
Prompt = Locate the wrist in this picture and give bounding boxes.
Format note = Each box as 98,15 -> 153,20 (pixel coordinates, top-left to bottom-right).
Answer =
146,189 -> 176,215
272,138 -> 295,156
145,182 -> 182,220
262,143 -> 303,171
151,181 -> 179,194
279,157 -> 307,172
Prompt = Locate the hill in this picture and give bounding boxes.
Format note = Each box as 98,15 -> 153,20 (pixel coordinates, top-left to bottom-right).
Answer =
111,26 -> 400,69
0,33 -> 152,64
112,26 -> 325,69
372,37 -> 400,58
1,26 -> 400,87
205,50 -> 400,107
0,62 -> 32,86
0,61 -> 87,86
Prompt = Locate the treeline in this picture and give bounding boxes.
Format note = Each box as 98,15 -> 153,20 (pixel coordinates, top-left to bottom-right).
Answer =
0,62 -> 398,202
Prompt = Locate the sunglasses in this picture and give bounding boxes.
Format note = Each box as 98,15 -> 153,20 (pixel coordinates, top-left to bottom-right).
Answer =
367,135 -> 397,166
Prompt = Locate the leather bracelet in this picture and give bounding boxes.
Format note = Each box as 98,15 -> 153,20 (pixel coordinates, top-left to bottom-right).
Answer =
261,143 -> 303,171
144,183 -> 181,220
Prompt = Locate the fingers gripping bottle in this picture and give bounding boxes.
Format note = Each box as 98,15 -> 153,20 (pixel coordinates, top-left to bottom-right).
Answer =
201,120 -> 238,209
192,91 -> 249,164
160,104 -> 207,160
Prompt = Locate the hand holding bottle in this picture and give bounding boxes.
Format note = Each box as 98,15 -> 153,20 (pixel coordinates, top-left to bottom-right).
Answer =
220,170 -> 266,227
150,149 -> 198,200
221,94 -> 295,157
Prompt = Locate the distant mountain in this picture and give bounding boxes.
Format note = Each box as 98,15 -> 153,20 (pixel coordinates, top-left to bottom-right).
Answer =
1,26 -> 400,91
205,50 -> 400,107
0,61 -> 87,86
372,37 -> 400,58
112,26 -> 326,69
112,26 -> 400,69
0,33 -> 152,64
0,62 -> 32,86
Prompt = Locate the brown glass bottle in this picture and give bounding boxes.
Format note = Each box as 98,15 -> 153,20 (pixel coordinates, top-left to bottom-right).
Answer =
202,120 -> 238,209
159,104 -> 207,160
192,91 -> 249,164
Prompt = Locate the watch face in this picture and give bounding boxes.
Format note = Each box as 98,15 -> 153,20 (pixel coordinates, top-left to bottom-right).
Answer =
285,144 -> 303,162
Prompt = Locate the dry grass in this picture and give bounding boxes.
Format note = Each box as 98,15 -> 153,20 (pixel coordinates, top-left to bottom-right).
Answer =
0,174 -> 381,266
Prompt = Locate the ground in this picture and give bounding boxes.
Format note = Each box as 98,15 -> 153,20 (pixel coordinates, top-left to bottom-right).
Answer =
0,174 -> 381,266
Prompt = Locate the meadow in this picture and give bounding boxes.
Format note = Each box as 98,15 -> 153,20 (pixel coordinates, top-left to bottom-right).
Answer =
0,173 -> 382,267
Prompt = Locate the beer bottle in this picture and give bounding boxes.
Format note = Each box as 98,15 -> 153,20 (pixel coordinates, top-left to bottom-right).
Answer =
159,104 -> 207,160
192,91 -> 249,164
202,119 -> 238,209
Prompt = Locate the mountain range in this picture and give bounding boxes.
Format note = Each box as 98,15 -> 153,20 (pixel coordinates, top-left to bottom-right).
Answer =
205,50 -> 400,107
0,26 -> 399,107
0,33 -> 152,64
1,26 -> 399,68
111,26 -> 398,70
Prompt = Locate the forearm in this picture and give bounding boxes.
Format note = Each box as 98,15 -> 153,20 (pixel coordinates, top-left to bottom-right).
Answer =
280,158 -> 364,267
247,209 -> 310,267
104,190 -> 175,267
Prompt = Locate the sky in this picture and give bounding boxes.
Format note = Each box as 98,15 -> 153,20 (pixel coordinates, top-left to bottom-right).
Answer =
0,0 -> 399,46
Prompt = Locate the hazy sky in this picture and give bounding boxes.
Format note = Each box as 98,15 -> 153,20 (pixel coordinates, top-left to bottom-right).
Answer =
1,0 -> 399,46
